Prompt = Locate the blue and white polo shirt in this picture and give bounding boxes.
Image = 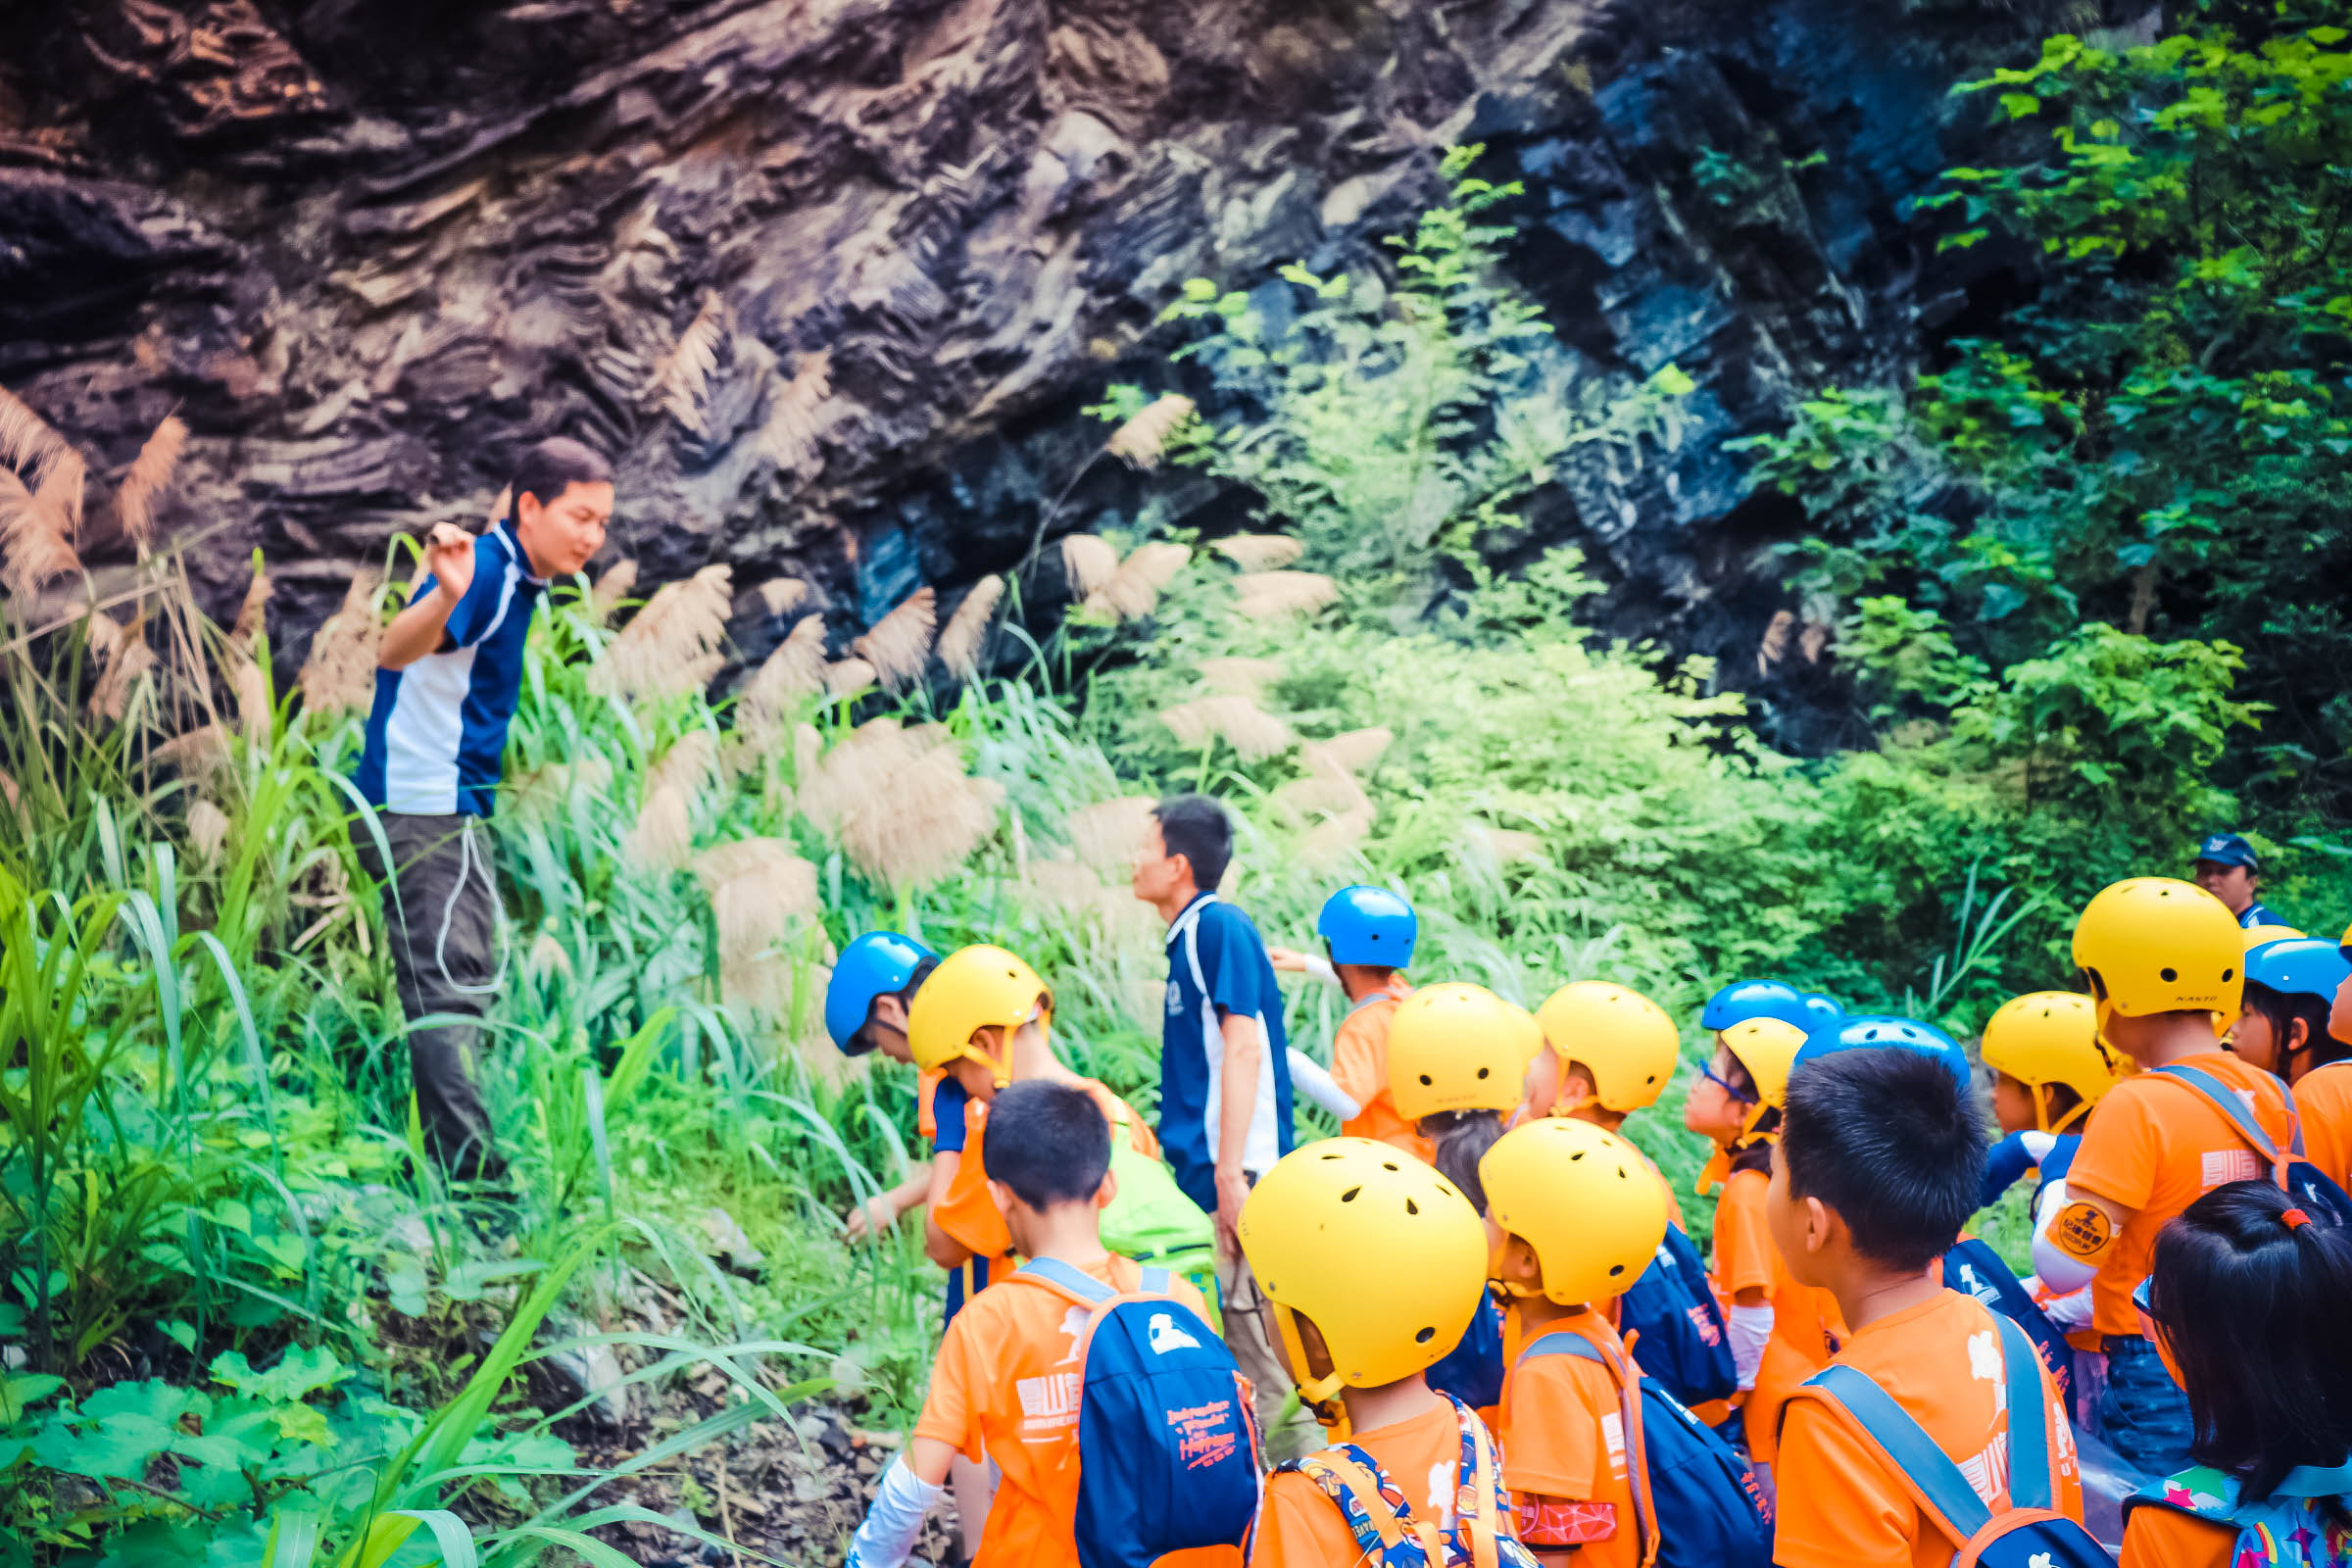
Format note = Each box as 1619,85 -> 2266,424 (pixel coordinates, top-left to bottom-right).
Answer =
355,520 -> 547,818
1157,891 -> 1296,1213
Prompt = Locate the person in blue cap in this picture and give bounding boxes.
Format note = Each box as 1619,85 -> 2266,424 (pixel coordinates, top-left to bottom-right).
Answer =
825,933 -> 945,1242
2190,832 -> 2288,929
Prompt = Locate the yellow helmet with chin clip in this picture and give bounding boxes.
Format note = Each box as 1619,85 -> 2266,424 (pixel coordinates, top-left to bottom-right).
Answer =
905,944 -> 1051,1087
2071,878 -> 2243,1050
1535,980 -> 1681,1113
1980,991 -> 2123,1134
1481,1118 -> 1671,1305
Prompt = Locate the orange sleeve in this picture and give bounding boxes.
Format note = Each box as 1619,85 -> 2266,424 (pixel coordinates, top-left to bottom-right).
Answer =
916,1068 -> 943,1140
2120,1506 -> 2236,1568
935,1107 -> 1013,1259
911,1313 -> 988,1463
2294,1067 -> 2352,1191
1500,1355 -> 1609,1503
1713,1172 -> 1777,1298
1248,1469 -> 1360,1568
1331,1007 -> 1389,1107
1771,1397 -> 1918,1568
2068,1086 -> 2162,1210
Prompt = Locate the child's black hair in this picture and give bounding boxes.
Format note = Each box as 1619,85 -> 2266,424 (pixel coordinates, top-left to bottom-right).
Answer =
2242,980 -> 2352,1075
980,1081 -> 1111,1208
1152,794 -> 1233,893
1780,1049 -> 1988,1273
1429,1110 -> 1508,1212
901,956 -> 940,1004
509,435 -> 612,513
2149,1180 -> 2352,1502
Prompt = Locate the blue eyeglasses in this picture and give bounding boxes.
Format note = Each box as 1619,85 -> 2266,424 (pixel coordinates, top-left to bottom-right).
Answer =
1700,1065 -> 1757,1104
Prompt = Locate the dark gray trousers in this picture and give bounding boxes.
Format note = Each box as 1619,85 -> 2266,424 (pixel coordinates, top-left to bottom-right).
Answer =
355,810 -> 504,1181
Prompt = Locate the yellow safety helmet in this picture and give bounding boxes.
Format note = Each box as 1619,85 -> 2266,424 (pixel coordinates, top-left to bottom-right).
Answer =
1504,999 -> 1544,1065
905,944 -> 1050,1084
2072,878 -> 2243,1039
1238,1139 -> 1488,1426
1721,1014 -> 1803,1121
2243,923 -> 2305,954
1482,1118 -> 1671,1305
1979,992 -> 2122,1133
1536,981 -> 1682,1112
1387,982 -> 1531,1121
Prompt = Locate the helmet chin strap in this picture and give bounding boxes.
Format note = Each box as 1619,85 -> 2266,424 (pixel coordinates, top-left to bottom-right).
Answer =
960,1041 -> 1014,1089
1273,1304 -> 1353,1439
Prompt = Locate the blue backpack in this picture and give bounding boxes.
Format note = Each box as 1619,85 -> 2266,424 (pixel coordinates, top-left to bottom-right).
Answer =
1796,1312 -> 2106,1568
1425,1290 -> 1506,1411
2152,1065 -> 2352,1226
1617,1223 -> 1739,1409
1014,1257 -> 1263,1568
2126,1460 -> 2352,1568
1939,1237 -> 2074,1408
1517,1329 -> 1773,1568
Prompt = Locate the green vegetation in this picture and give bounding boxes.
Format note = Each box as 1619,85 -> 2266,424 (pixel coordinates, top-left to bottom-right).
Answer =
4,4 -> 2350,1558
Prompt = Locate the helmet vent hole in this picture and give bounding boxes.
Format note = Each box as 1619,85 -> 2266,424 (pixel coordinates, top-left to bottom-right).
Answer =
1570,1151 -> 1585,1161
1340,1186 -> 1361,1202
1477,1067 -> 1490,1079
1609,1263 -> 1625,1276
1383,1162 -> 1398,1172
2223,967 -> 2235,982
1405,1199 -> 1419,1216
1419,1074 -> 1433,1086
1320,1152 -> 1344,1160
2161,967 -> 2179,982
1415,1327 -> 1435,1344
1645,1074 -> 1656,1083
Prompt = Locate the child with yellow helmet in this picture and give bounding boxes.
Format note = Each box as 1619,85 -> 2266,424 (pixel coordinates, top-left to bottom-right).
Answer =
1681,1015 -> 1847,1472
1239,1139 -> 1539,1568
2040,877 -> 2298,1472
1387,981 -> 1537,1167
1480,1118 -> 1679,1568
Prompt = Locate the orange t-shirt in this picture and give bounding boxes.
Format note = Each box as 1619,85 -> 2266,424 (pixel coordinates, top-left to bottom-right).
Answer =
1250,1395 -> 1489,1568
1335,980 -> 1428,1158
1497,1315 -> 1641,1568
2067,1051 -> 2294,1336
2119,1502 -> 2237,1568
1775,1290 -> 2082,1568
2294,1059 -> 2352,1192
1713,1166 -> 1845,1463
914,1252 -> 1225,1568
933,1079 -> 1160,1268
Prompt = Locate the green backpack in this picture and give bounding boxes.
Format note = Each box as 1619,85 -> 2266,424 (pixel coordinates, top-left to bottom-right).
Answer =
1101,1108 -> 1222,1330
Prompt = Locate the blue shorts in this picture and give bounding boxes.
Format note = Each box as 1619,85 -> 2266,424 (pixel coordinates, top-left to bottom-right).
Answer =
2098,1334 -> 2194,1472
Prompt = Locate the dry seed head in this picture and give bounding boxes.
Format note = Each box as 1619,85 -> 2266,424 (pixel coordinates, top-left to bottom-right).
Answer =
1299,808 -> 1373,872
695,840 -> 818,965
793,722 -> 823,783
823,657 -> 875,701
88,620 -> 157,722
738,613 -> 827,740
1158,695 -> 1293,761
230,564 -> 272,646
1086,541 -> 1191,621
757,576 -> 810,615
801,718 -> 999,889
1105,394 -> 1195,470
655,290 -> 727,435
648,728 -> 717,802
1316,726 -> 1393,774
153,722 -> 233,779
1211,533 -> 1303,570
1273,771 -> 1370,824
592,563 -> 732,700
1233,570 -> 1338,619
229,653 -> 272,744
852,586 -> 937,690
0,768 -> 19,813
1197,657 -> 1282,697
298,572 -> 383,716
507,755 -> 613,818
0,384 -> 66,479
760,348 -> 834,477
1799,621 -> 1831,664
1757,608 -> 1794,676
1026,858 -> 1104,915
936,575 -> 1003,680
1069,796 -> 1155,871
0,461 -> 80,597
1471,825 -> 1545,865
592,559 -> 640,621
1059,533 -> 1119,597
623,781 -> 693,872
185,798 -> 230,867
115,415 -> 187,550
527,931 -> 573,984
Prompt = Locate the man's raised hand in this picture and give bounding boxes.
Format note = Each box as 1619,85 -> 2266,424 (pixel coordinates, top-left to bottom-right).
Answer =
425,521 -> 476,602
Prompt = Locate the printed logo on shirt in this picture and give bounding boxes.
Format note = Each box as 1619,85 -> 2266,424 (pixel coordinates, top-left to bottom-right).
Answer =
1017,1371 -> 1083,1434
1957,1435 -> 2009,1505
1167,980 -> 1183,1015
2201,1149 -> 2260,1190
1967,1330 -> 2001,1385
1601,1411 -> 1628,1478
1054,1305 -> 1090,1366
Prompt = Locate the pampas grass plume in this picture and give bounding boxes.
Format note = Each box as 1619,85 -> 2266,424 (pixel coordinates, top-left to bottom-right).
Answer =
593,559 -> 640,621
649,728 -> 717,802
88,616 -> 156,722
739,614 -> 826,740
299,572 -> 382,716
852,587 -> 936,690
593,563 -> 732,700
1299,808 -> 1373,871
760,348 -> 833,476
1069,796 -> 1154,871
1198,657 -> 1282,697
153,723 -> 232,779
1105,394 -> 1194,470
1158,695 -> 1293,761
624,782 -> 693,872
1061,533 -> 1118,597
115,415 -> 187,550
823,657 -> 875,701
758,576 -> 810,615
230,564 -> 271,646
1317,726 -> 1393,774
1212,533 -> 1302,570
936,575 -> 1003,680
1233,570 -> 1338,619
656,290 -> 726,435
1087,541 -> 1192,621
185,798 -> 230,867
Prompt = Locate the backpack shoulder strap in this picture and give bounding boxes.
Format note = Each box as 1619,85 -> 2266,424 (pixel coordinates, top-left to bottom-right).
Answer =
1015,1255 -> 1116,1306
1995,1313 -> 2054,1513
1284,1444 -> 1439,1566
1511,1332 -> 1654,1567
1799,1364 -> 1994,1546
1141,1266 -> 1172,1296
2152,1064 -> 2302,1164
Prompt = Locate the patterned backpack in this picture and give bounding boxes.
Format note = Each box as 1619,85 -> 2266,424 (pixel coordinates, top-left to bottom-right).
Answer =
2127,1462 -> 2352,1568
1272,1393 -> 1542,1568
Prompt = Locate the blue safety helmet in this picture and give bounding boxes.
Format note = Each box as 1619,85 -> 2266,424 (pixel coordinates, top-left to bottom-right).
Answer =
1700,978 -> 1811,1033
2245,937 -> 2352,1007
1316,885 -> 1418,968
1798,993 -> 1844,1032
1791,1014 -> 1975,1097
825,931 -> 940,1053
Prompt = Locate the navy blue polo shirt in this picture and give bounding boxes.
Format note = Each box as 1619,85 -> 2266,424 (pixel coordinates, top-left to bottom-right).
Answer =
1157,892 -> 1296,1213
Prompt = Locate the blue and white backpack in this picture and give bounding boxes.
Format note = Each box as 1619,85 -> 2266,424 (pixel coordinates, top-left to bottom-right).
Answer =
1013,1257 -> 1263,1568
1939,1237 -> 2074,1408
1516,1328 -> 1773,1568
1271,1393 -> 1540,1568
2151,1065 -> 2352,1226
2127,1461 -> 2352,1568
1794,1312 -> 2106,1568
1616,1222 -> 1740,1410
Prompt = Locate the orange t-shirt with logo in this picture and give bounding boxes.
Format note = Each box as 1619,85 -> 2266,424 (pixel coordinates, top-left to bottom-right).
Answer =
914,1252 -> 1225,1568
1334,980 -> 1429,1159
1249,1395 -> 1490,1568
2067,1051 -> 2294,1337
932,1079 -> 1160,1269
1775,1290 -> 2082,1568
1497,1314 -> 1641,1568
2294,1059 -> 2352,1193
2119,1502 -> 2237,1568
1713,1166 -> 1845,1463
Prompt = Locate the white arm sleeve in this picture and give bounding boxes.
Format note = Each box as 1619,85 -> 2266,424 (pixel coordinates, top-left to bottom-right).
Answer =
846,1457 -> 943,1568
1727,1303 -> 1773,1391
2029,1177 -> 2101,1296
1301,954 -> 1339,987
1288,1047 -> 1361,1121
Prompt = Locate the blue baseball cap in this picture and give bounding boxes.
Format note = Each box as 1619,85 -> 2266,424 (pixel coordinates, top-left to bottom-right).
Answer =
2245,937 -> 2352,1007
825,931 -> 939,1053
2193,833 -> 2260,871
1791,1014 -> 1975,1098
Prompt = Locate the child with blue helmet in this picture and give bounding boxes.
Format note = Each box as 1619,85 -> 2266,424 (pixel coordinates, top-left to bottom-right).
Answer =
2235,936 -> 2352,1192
826,932 -> 947,1241
1269,885 -> 1422,1154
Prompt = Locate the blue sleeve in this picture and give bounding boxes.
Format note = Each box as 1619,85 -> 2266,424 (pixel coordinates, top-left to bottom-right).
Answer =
436,536 -> 506,650
1980,1131 -> 2037,1208
931,1075 -> 968,1153
1199,907 -> 1272,1021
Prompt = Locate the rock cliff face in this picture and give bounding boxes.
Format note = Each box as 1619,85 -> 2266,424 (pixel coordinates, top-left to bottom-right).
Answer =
0,0 -> 2057,747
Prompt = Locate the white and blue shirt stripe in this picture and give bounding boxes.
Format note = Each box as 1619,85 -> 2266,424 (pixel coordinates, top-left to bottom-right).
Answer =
355,521 -> 547,817
1158,891 -> 1296,1213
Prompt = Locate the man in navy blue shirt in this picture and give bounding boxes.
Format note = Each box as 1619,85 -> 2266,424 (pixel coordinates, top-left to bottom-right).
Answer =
2190,831 -> 2289,929
1131,793 -> 1297,1436
354,438 -> 612,1180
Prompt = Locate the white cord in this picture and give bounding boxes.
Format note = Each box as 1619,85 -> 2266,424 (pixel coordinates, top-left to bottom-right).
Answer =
434,814 -> 509,998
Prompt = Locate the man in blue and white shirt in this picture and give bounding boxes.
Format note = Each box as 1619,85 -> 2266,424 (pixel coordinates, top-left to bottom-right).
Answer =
354,437 -> 612,1180
1132,793 -> 1297,1436
2190,831 -> 2289,929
